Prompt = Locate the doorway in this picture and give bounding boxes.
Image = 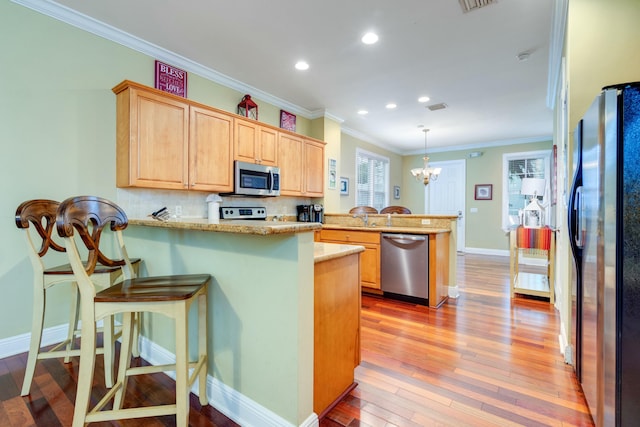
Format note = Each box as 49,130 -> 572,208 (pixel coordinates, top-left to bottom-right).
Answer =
424,159 -> 466,252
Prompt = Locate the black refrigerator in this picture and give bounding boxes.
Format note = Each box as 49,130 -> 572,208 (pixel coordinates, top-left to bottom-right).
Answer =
568,82 -> 640,427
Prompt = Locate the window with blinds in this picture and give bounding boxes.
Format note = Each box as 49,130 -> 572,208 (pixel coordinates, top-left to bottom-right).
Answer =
355,149 -> 389,211
502,150 -> 551,230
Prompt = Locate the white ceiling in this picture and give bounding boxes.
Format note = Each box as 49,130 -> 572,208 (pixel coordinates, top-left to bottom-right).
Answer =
29,0 -> 556,154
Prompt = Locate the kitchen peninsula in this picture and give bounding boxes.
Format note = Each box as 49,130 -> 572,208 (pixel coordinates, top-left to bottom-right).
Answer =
319,213 -> 457,307
125,218 -> 360,426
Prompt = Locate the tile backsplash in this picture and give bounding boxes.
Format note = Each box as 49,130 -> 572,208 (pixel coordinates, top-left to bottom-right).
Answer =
117,188 -> 311,220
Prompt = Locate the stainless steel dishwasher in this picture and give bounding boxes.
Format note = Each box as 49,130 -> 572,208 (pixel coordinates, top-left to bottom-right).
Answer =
380,233 -> 429,305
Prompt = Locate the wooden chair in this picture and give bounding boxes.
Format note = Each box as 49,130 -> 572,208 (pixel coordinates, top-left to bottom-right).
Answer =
349,206 -> 378,214
55,195 -> 210,427
380,206 -> 411,214
15,199 -> 141,396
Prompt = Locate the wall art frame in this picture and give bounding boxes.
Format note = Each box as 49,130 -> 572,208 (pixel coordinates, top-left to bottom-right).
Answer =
474,184 -> 493,200
280,110 -> 296,132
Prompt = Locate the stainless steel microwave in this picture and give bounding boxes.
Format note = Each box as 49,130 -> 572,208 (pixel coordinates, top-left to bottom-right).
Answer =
230,161 -> 280,197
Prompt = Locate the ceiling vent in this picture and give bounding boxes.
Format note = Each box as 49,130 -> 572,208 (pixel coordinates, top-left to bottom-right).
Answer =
427,103 -> 448,111
459,0 -> 497,13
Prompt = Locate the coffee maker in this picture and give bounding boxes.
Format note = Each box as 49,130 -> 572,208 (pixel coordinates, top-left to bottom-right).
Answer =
297,204 -> 324,222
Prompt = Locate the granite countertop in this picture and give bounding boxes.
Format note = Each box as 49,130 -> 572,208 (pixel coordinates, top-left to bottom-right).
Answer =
321,224 -> 450,234
314,242 -> 365,263
129,217 -> 322,235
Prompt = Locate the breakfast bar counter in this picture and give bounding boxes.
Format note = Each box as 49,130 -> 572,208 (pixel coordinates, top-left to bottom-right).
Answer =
123,220 -> 319,426
129,217 -> 321,235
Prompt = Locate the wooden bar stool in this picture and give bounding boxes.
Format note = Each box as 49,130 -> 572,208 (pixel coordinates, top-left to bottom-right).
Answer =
349,206 -> 378,214
380,206 -> 411,214
15,199 -> 141,396
55,195 -> 210,427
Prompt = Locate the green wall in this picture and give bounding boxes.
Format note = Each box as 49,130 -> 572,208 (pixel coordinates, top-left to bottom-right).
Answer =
0,2 -> 316,423
421,141 -> 553,251
338,133 -> 403,213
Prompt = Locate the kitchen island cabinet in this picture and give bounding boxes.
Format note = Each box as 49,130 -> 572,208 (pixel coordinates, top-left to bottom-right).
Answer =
313,243 -> 363,418
317,229 -> 380,292
319,213 -> 457,308
113,80 -> 234,192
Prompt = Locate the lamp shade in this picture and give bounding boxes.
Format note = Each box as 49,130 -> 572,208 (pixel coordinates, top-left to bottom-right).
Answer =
520,177 -> 546,196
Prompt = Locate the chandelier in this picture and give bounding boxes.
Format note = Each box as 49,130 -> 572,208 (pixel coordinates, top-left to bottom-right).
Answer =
410,129 -> 442,185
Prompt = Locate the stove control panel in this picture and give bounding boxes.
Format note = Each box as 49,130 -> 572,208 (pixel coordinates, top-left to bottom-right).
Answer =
220,207 -> 267,220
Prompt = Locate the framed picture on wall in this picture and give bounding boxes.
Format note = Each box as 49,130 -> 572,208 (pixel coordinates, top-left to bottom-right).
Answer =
280,110 -> 296,132
474,184 -> 493,200
340,177 -> 349,196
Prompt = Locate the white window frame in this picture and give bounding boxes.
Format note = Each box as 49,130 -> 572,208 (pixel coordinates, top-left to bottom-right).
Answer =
355,148 -> 390,212
502,149 -> 552,231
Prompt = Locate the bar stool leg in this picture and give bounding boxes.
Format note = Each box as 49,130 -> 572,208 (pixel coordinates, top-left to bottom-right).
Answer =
21,277 -> 46,396
64,284 -> 80,364
198,292 -> 208,405
103,314 -> 115,388
113,311 -> 135,410
72,319 -> 98,427
175,303 -> 189,427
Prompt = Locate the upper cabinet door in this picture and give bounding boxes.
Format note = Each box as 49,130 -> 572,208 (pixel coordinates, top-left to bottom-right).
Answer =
189,106 -> 234,192
234,118 -> 279,166
278,133 -> 304,195
304,138 -> 325,197
258,126 -> 278,166
234,118 -> 259,164
118,87 -> 189,189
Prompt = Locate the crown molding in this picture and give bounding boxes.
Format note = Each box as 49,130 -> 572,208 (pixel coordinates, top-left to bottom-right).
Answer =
405,135 -> 553,156
546,0 -> 568,110
12,0 -> 314,119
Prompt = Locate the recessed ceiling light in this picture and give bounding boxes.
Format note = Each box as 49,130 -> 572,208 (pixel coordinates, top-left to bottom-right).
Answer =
357,110 -> 368,115
361,32 -> 379,45
386,103 -> 397,109
418,96 -> 430,103
295,61 -> 309,70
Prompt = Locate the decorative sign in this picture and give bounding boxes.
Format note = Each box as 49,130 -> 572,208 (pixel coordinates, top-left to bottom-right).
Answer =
155,60 -> 187,97
280,110 -> 296,132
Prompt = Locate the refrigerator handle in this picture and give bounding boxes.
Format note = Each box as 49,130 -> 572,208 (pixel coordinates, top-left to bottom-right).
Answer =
574,185 -> 584,248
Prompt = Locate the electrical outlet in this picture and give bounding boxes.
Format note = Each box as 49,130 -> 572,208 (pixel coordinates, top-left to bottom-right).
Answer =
175,205 -> 183,217
470,208 -> 478,213
421,219 -> 431,225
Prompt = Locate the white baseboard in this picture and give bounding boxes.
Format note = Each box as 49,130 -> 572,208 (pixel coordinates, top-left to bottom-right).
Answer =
138,335 -> 316,426
0,324 -> 71,359
0,325 -> 317,427
464,247 -> 509,257
464,247 -> 547,266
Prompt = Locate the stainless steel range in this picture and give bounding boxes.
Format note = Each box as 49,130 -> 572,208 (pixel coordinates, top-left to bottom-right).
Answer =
219,206 -> 266,220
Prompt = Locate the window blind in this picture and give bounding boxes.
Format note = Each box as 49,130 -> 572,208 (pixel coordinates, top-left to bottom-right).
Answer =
355,149 -> 389,211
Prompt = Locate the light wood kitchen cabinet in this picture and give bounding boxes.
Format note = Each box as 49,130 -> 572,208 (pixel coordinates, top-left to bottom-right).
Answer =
318,229 -> 381,292
278,133 -> 325,197
234,118 -> 278,166
304,138 -> 324,196
314,251 -> 360,417
115,84 -> 189,190
113,80 -> 233,192
189,106 -> 234,191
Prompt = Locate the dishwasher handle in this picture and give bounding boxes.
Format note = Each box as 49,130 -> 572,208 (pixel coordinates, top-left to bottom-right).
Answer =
382,234 -> 426,242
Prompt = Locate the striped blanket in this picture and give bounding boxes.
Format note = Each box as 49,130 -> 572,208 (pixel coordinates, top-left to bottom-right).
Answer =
517,226 -> 552,253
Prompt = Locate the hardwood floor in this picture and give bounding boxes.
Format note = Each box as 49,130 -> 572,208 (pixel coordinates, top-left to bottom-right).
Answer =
0,254 -> 593,426
322,254 -> 593,427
